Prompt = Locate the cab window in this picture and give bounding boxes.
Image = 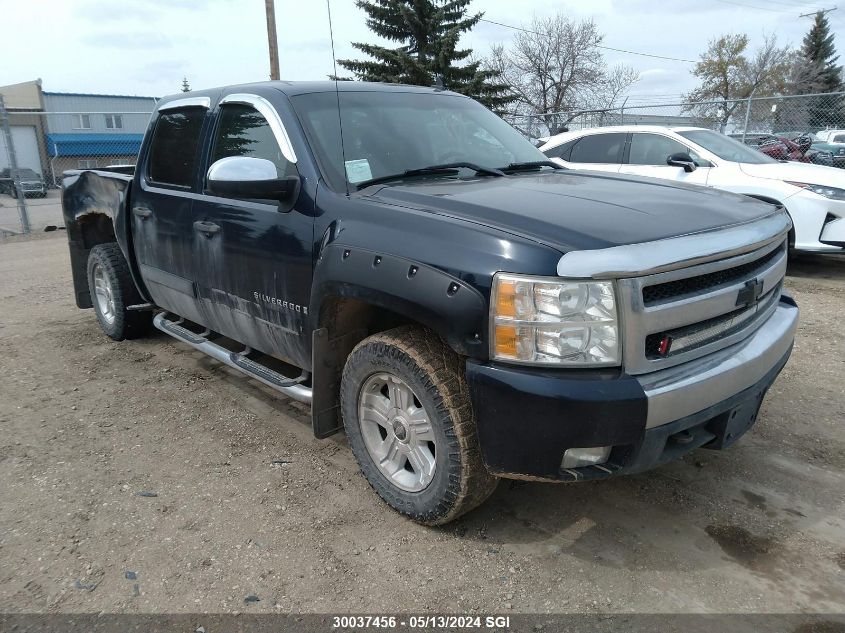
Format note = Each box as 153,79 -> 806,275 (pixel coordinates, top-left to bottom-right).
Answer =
209,104 -> 296,181
147,107 -> 206,187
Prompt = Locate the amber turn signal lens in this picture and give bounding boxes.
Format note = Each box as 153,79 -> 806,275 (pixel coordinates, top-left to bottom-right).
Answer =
495,280 -> 517,317
494,325 -> 518,358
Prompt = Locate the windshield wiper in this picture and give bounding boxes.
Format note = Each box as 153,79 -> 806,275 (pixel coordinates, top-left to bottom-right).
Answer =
355,162 -> 505,190
498,160 -> 564,172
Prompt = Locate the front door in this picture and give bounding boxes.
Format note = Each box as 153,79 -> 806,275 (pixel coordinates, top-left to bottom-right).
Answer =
131,103 -> 208,324
618,132 -> 711,186
191,96 -> 313,368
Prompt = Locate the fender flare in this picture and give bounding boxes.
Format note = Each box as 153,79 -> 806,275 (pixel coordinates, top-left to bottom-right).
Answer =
309,244 -> 488,358
62,171 -> 152,308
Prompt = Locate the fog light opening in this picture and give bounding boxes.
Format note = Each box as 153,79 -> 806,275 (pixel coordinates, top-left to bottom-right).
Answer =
561,446 -> 612,469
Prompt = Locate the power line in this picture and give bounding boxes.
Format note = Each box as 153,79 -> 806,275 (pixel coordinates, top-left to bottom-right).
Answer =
762,0 -> 826,9
709,0 -> 819,13
478,18 -> 698,63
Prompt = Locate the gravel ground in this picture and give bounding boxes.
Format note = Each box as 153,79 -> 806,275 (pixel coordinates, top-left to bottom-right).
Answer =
0,233 -> 843,615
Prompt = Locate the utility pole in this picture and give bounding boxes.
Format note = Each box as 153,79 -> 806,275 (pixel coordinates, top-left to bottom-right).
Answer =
799,7 -> 837,18
0,95 -> 30,234
265,0 -> 280,80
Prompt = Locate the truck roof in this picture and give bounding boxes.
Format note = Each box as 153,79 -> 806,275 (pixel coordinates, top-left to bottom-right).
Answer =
156,80 -> 461,109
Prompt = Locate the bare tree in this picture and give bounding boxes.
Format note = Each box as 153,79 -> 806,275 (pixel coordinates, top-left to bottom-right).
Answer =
683,33 -> 792,131
596,64 -> 640,109
486,15 -> 639,135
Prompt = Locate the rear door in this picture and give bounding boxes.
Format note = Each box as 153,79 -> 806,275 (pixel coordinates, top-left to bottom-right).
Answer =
619,132 -> 711,186
557,132 -> 626,173
131,100 -> 209,324
190,94 -> 313,368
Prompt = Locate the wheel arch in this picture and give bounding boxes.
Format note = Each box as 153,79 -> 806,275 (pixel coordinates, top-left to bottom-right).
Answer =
308,246 -> 489,439
62,170 -> 151,308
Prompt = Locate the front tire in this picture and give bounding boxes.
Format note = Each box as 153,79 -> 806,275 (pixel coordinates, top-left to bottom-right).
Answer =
341,326 -> 498,525
87,243 -> 151,340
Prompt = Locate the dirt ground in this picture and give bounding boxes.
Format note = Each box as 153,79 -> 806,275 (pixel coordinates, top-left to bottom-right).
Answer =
0,192 -> 63,236
0,232 -> 843,615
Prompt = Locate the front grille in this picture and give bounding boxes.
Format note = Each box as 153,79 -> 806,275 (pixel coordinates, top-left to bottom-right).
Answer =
645,285 -> 780,358
617,238 -> 788,375
642,245 -> 784,306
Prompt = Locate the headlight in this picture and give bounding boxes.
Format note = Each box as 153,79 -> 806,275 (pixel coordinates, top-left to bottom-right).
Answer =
490,273 -> 620,366
786,181 -> 845,201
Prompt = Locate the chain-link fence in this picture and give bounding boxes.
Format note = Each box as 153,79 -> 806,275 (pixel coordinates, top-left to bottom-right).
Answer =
511,92 -> 845,146
2,89 -> 845,235
0,91 -> 154,235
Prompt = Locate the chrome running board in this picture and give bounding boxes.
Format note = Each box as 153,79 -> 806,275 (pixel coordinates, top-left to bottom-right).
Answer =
153,312 -> 312,404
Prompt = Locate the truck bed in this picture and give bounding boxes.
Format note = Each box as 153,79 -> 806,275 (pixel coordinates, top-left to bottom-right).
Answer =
62,169 -> 143,309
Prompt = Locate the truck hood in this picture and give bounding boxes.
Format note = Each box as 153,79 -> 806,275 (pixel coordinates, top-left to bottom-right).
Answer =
367,170 -> 777,253
739,160 -> 845,186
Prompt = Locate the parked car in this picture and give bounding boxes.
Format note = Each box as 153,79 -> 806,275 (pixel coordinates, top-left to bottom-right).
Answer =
731,133 -> 797,161
731,132 -> 833,166
816,129 -> 845,143
541,125 -> 845,253
805,146 -> 836,167
809,134 -> 845,169
772,131 -> 842,168
62,82 -> 798,524
0,167 -> 47,197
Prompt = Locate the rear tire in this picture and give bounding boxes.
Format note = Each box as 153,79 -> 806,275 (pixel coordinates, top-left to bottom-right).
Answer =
87,243 -> 151,340
341,326 -> 498,525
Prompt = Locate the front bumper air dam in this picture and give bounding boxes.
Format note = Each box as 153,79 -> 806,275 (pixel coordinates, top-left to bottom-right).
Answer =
467,297 -> 799,481
820,215 -> 845,248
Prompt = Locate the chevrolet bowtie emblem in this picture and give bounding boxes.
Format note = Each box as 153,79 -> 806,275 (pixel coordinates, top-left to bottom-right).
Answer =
736,278 -> 764,307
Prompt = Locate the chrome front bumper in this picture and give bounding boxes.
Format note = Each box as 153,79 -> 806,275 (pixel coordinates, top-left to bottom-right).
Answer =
638,299 -> 799,429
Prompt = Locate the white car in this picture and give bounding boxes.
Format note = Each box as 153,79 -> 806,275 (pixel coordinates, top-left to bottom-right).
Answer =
539,126 -> 845,253
817,129 -> 845,144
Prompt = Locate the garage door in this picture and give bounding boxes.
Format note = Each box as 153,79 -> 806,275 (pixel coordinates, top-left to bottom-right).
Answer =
0,125 -> 42,174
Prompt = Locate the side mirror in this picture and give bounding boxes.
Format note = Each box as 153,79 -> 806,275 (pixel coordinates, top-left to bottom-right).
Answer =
667,152 -> 697,173
207,156 -> 299,203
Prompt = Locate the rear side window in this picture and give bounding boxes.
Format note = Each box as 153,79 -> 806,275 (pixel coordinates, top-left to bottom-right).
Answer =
543,139 -> 578,161
833,134 -> 845,143
569,133 -> 626,164
147,108 -> 206,187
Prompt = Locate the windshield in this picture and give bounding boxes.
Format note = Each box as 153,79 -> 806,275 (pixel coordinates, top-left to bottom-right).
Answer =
677,130 -> 777,164
291,90 -> 547,191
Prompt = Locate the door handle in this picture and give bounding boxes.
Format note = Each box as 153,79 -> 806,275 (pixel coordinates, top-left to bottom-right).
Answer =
132,206 -> 152,219
193,220 -> 220,236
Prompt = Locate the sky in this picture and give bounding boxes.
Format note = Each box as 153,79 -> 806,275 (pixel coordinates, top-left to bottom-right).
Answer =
0,0 -> 842,106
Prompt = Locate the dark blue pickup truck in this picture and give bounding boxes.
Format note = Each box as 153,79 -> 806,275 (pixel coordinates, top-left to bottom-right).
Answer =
62,81 -> 798,524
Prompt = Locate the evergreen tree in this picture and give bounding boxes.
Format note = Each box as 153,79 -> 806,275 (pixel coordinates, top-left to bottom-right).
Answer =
337,0 -> 513,112
181,77 -> 191,93
794,11 -> 843,128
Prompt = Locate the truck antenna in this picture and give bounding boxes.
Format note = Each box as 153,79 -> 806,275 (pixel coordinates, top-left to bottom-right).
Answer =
326,0 -> 349,195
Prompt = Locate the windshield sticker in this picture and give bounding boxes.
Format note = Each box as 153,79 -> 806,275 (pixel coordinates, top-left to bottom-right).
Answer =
345,159 -> 373,183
